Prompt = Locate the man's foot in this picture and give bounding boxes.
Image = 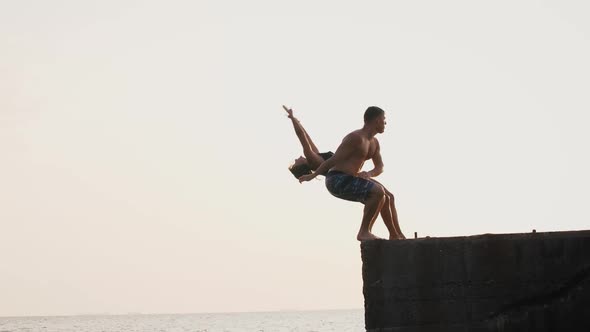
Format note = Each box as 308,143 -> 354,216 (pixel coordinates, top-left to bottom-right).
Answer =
357,232 -> 381,241
388,233 -> 406,240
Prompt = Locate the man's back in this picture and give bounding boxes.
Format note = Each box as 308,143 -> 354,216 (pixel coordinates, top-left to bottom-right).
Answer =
330,129 -> 380,176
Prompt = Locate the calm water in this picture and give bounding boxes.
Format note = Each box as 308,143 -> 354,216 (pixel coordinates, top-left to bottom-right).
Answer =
0,309 -> 365,332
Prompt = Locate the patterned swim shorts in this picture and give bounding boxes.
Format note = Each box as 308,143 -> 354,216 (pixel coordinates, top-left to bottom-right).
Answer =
325,170 -> 375,203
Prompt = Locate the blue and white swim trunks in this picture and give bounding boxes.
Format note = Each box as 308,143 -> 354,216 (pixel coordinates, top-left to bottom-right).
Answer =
325,170 -> 375,203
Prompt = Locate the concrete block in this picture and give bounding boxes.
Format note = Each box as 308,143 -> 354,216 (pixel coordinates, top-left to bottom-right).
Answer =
362,230 -> 590,331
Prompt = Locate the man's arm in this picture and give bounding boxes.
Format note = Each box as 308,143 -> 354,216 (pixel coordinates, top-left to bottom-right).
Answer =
359,140 -> 384,179
299,133 -> 361,183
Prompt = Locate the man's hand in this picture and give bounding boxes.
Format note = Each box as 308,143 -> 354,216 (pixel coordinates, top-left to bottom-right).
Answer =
298,173 -> 315,183
282,105 -> 294,118
358,171 -> 371,179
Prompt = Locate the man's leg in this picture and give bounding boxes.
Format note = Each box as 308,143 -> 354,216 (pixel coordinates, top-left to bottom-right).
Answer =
369,180 -> 405,240
369,194 -> 401,240
383,189 -> 405,239
357,185 -> 386,241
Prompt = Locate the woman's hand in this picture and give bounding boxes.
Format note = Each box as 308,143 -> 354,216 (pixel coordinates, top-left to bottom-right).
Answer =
298,173 -> 315,183
282,105 -> 294,119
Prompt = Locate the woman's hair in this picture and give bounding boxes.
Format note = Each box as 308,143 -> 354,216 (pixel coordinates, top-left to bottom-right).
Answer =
288,162 -> 313,179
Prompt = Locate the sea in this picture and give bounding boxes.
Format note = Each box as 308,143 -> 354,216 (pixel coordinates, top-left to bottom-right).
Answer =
0,309 -> 365,332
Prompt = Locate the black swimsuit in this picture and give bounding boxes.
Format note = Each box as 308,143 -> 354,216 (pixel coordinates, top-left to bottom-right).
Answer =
318,151 -> 335,175
319,151 -> 334,161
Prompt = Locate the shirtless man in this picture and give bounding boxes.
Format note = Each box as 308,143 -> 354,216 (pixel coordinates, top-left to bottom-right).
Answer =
298,106 -> 405,241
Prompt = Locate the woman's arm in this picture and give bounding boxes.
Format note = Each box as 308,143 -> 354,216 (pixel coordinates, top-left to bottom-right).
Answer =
283,106 -> 323,166
300,122 -> 320,154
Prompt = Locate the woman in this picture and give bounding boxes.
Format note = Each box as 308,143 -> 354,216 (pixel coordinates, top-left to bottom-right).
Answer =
284,105 -> 405,239
284,105 -> 334,179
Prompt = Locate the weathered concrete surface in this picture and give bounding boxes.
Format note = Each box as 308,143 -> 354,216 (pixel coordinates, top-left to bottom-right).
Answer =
361,230 -> 590,331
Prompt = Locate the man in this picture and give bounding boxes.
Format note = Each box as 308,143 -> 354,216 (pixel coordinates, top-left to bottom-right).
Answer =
299,106 -> 405,241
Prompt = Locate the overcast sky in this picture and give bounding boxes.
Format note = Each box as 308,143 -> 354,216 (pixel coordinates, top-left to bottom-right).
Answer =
1,0 -> 589,317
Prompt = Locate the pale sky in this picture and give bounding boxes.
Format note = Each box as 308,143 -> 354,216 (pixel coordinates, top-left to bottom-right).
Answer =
1,0 -> 589,317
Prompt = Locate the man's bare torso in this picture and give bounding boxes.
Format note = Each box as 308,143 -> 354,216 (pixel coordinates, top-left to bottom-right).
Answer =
331,129 -> 379,176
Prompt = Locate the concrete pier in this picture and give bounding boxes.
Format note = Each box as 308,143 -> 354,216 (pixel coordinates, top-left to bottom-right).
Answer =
361,230 -> 590,331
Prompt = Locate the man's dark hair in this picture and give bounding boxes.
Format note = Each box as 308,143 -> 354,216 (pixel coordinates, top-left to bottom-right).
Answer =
364,106 -> 385,123
289,163 -> 313,179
